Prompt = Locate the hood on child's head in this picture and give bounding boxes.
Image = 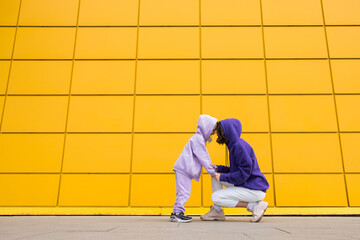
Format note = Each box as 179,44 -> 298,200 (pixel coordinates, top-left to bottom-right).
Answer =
219,118 -> 242,144
197,115 -> 218,140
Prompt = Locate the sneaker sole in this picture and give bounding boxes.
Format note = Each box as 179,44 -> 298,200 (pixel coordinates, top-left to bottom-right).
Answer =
170,217 -> 192,223
251,202 -> 268,223
200,215 -> 225,221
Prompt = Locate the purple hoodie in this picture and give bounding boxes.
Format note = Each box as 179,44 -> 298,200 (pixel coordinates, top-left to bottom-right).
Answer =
173,115 -> 218,181
217,119 -> 269,192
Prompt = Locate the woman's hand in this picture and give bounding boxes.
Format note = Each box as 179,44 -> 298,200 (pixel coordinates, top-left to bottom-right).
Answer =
214,173 -> 221,182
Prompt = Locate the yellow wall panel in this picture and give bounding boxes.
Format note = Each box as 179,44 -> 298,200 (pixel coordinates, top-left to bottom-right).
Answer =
275,174 -> 347,206
341,134 -> 360,172
242,134 -> 272,173
8,61 -> 72,94
272,133 -> 342,173
262,0 -> 323,25
78,0 -> 138,26
75,28 -> 137,59
336,95 -> 360,131
201,0 -> 261,25
138,28 -> 199,59
263,174 -> 274,206
331,60 -> 360,93
72,60 -> 135,94
202,60 -> 266,94
346,174 -> 360,206
269,96 -> 337,132
203,174 -> 215,207
2,96 -> 68,132
201,27 -> 263,58
0,0 -> 20,25
67,96 -> 133,132
134,96 -> 200,132
0,174 -> 59,206
0,134 -> 63,172
132,134 -> 192,173
130,174 -> 201,207
0,97 -> 4,124
323,0 -> 360,25
63,134 -> 132,173
19,0 -> 78,26
264,27 -> 327,58
59,174 -> 129,206
0,61 -> 10,94
203,96 -> 269,132
14,28 -> 75,59
136,60 -> 199,94
140,0 -> 198,25
186,178 -> 201,207
267,60 -> 332,94
0,28 -> 16,59
327,27 -> 360,58
207,141 -> 226,167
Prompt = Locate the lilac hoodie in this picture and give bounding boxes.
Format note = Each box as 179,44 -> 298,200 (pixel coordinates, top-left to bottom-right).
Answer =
173,115 -> 218,181
217,119 -> 269,192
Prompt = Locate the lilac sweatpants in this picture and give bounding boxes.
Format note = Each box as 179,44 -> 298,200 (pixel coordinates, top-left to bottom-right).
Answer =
173,171 -> 192,214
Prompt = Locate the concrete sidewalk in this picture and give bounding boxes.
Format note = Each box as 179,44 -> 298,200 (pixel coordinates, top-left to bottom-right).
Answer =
0,216 -> 359,240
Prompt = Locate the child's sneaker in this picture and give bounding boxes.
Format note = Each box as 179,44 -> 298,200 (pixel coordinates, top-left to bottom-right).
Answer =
250,201 -> 268,223
200,206 -> 225,221
170,212 -> 192,223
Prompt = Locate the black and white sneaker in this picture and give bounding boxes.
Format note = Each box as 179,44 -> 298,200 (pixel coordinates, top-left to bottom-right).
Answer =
170,212 -> 192,223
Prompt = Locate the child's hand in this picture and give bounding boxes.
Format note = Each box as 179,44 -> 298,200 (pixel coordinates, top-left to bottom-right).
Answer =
211,164 -> 218,171
214,173 -> 221,182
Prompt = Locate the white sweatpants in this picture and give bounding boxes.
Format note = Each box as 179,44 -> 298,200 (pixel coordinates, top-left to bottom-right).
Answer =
211,177 -> 266,208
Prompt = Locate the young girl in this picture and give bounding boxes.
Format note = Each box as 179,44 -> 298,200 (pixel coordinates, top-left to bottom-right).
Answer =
201,118 -> 269,222
170,114 -> 218,223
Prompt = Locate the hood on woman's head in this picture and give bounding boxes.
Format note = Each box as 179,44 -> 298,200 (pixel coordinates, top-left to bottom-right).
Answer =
219,118 -> 242,144
197,115 -> 218,140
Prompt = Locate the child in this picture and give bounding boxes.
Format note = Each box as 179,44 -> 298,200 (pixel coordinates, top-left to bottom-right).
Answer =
170,114 -> 218,223
200,119 -> 269,222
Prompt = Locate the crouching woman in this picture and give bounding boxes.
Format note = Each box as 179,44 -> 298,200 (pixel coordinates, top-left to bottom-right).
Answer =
200,119 -> 269,223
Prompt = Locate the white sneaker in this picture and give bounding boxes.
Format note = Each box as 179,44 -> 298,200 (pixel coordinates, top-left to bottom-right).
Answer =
250,201 -> 268,223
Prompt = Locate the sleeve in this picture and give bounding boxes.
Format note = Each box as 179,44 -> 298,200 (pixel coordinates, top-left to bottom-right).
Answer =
216,165 -> 230,173
191,139 -> 216,177
219,147 -> 253,185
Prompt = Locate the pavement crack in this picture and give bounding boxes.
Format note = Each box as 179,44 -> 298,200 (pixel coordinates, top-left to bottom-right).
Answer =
274,227 -> 292,234
106,226 -> 121,232
14,230 -> 59,240
243,233 -> 255,240
177,223 -> 180,228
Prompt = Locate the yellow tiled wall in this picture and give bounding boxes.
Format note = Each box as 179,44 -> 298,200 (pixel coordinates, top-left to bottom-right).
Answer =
0,0 -> 360,214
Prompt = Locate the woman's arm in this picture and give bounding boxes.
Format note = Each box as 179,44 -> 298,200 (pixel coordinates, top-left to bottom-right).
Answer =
219,147 -> 253,185
216,165 -> 230,173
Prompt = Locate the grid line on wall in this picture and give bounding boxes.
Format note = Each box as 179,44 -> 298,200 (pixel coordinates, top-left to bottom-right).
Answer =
259,0 -> 277,207
2,57 -> 360,61
127,0 -> 142,207
1,24 -> 360,27
0,0 -> 22,132
199,0 -> 204,207
320,0 -> 350,207
55,0 -> 82,206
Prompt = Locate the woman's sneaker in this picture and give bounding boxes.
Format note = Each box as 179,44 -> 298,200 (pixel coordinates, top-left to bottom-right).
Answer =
250,201 -> 268,223
170,212 -> 192,223
200,206 -> 225,221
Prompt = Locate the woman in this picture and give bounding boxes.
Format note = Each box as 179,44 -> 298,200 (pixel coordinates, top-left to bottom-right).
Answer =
200,118 -> 269,222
